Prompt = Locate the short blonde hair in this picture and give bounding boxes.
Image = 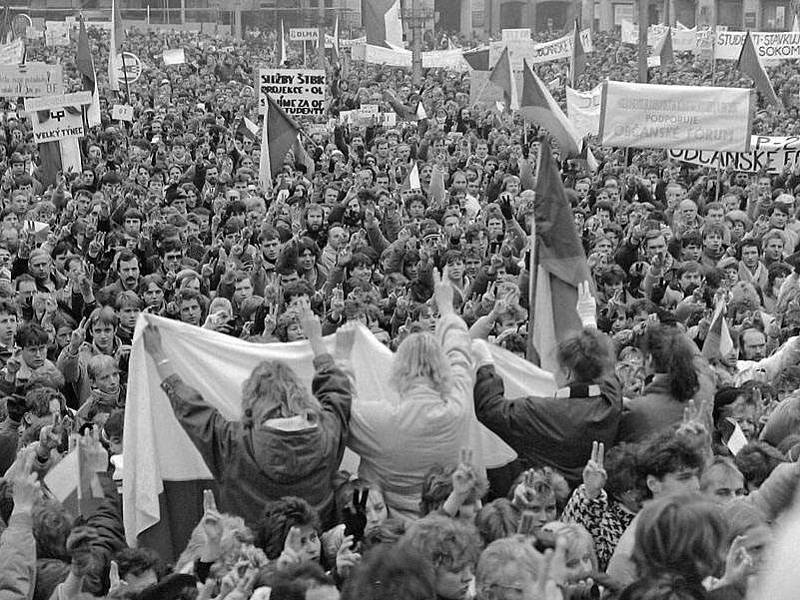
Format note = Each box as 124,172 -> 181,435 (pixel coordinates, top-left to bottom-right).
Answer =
390,332 -> 452,397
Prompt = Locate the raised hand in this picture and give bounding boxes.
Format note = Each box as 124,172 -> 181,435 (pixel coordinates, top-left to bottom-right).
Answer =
141,323 -> 165,359
343,489 -> 369,544
108,561 -> 128,596
583,441 -> 606,500
336,535 -> 362,578
201,489 -> 223,547
452,448 -> 476,499
576,280 -> 597,328
298,298 -> 322,342
432,266 -> 454,315
276,526 -> 303,570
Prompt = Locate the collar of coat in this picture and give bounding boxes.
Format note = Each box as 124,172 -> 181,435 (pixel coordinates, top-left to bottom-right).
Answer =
555,384 -> 601,398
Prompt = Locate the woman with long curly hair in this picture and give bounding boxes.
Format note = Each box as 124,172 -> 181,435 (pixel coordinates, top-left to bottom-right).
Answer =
348,267 -> 476,520
142,299 -> 352,527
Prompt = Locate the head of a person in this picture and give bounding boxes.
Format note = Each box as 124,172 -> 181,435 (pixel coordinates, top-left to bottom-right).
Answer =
638,324 -> 699,402
474,498 -> 521,545
262,562 -> 339,600
340,543 -> 435,600
241,360 -> 321,428
540,522 -> 596,584
420,463 -> 489,522
391,332 -> 452,397
255,496 -> 322,563
117,251 -> 141,290
700,456 -> 745,504
734,441 -> 786,491
16,322 -> 50,369
639,434 -> 704,499
555,328 -> 614,387
113,547 -> 162,592
115,291 -> 141,331
175,288 -> 204,326
400,515 -> 482,600
606,442 -> 647,513
23,386 -> 64,430
632,494 -> 727,584
88,354 -> 120,396
475,536 -> 546,600
88,306 -> 119,354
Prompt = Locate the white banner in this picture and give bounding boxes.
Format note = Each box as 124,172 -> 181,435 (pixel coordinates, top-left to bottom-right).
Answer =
422,49 -> 470,71
352,43 -> 412,66
566,84 -> 602,138
502,28 -> 531,41
0,63 -> 64,97
289,27 -> 318,42
490,29 -> 594,71
257,69 -> 326,116
714,30 -> 800,60
44,22 -> 70,47
0,38 -> 24,64
599,81 -> 753,152
668,135 -> 800,173
28,106 -> 85,142
620,21 -> 699,52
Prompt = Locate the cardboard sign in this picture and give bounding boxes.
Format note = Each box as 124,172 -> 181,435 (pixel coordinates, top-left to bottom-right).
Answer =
44,21 -> 70,47
566,84 -> 603,138
599,81 -> 753,152
112,104 -> 134,122
0,63 -> 64,97
163,48 -> 186,65
0,38 -> 23,64
502,28 -> 531,41
257,69 -> 326,116
25,91 -> 93,142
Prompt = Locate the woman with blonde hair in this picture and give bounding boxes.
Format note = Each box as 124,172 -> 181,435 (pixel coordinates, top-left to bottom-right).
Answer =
142,299 -> 352,526
348,267 -> 476,520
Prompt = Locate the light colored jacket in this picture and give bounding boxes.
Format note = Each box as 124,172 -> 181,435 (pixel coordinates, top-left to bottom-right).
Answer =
348,313 -> 474,520
0,512 -> 36,600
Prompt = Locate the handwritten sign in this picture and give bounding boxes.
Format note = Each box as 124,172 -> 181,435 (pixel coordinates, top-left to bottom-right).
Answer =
112,104 -> 134,122
25,91 -> 92,142
257,68 -> 326,116
0,63 -> 63,97
289,28 -> 318,42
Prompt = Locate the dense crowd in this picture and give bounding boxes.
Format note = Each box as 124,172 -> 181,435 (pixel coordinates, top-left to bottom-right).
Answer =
0,16 -> 799,600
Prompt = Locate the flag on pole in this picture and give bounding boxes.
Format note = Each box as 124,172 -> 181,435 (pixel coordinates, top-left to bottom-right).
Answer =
259,93 -> 313,191
363,0 -> 404,48
737,31 -> 782,110
331,13 -> 340,66
276,19 -> 287,66
793,14 -> 799,32
518,59 -> 581,157
658,26 -> 674,66
108,0 -> 126,92
403,160 -> 421,190
488,46 -> 519,111
569,19 -> 585,88
462,46 -> 490,71
702,300 -> 734,361
236,116 -> 260,142
0,3 -> 12,45
527,138 -> 593,371
77,17 -> 101,127
44,443 -> 106,518
415,100 -> 428,120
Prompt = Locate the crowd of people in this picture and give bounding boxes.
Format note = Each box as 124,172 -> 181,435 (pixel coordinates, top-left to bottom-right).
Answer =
0,13 -> 799,600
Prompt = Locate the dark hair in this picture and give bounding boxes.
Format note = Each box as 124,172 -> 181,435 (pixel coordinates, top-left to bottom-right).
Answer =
0,297 -> 17,317
619,573 -> 707,600
341,544 -> 436,600
639,325 -> 699,402
16,322 -> 49,348
734,441 -> 786,488
254,497 -> 321,560
32,498 -> 73,560
260,562 -> 333,600
639,434 -> 704,489
114,547 -> 163,579
606,442 -> 645,502
556,328 -> 614,382
475,498 -> 520,545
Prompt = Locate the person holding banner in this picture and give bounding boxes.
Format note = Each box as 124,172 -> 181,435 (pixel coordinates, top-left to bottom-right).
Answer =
140,298 -> 352,527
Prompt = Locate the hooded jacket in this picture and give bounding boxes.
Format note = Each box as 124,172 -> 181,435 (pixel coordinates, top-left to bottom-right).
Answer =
159,353 -> 351,527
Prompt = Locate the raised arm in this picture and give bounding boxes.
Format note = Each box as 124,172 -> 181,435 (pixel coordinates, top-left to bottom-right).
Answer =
143,324 -> 234,478
433,267 -> 473,401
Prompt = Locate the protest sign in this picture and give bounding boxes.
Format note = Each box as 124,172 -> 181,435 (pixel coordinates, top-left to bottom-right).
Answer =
352,43 -> 412,66
599,81 -> 753,152
502,28 -> 531,41
566,84 -> 602,137
530,29 -> 594,64
289,28 -> 318,42
44,22 -> 70,46
339,36 -> 365,48
163,48 -> 186,65
113,52 -> 143,84
257,69 -> 326,116
112,104 -> 134,122
0,38 -> 24,64
25,91 -> 92,142
621,21 -> 698,51
0,63 -> 63,97
714,30 -> 800,60
668,136 -> 800,173
422,49 -> 470,71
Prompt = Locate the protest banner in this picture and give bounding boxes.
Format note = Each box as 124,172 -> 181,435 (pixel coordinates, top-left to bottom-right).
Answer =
257,69 -> 326,116
422,49 -> 470,71
668,136 -> 800,173
621,21 -> 698,51
714,30 -> 800,60
289,27 -> 318,42
0,63 -> 63,97
163,48 -> 186,65
530,29 -> 594,64
566,84 -> 602,137
25,91 -> 92,143
339,36 -> 365,48
599,81 -> 753,152
352,42 -> 412,66
0,39 -> 24,64
44,22 -> 70,46
112,104 -> 134,122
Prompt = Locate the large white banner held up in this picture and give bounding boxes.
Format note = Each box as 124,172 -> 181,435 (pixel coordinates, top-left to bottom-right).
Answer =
599,81 -> 753,152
